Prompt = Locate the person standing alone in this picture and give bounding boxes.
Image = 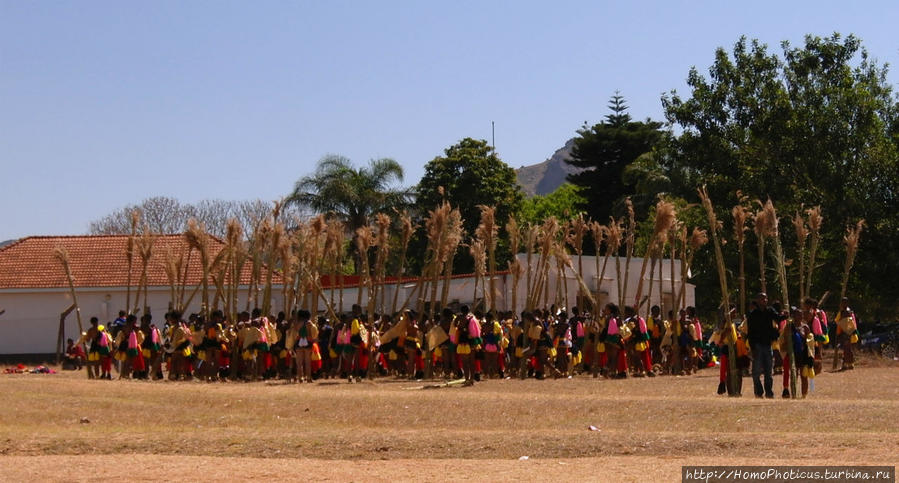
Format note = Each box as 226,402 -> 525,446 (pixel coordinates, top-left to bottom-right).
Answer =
747,293 -> 784,398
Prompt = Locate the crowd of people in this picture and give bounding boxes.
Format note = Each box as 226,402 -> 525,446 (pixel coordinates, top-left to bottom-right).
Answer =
68,294 -> 859,398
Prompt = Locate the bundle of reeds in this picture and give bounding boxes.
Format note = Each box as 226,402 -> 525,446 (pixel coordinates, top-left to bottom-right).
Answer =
163,246 -> 185,312
697,187 -> 729,310
246,219 -> 272,311
277,227 -> 296,316
753,202 -> 776,295
523,223 -> 538,311
762,200 -> 789,308
620,199 -> 636,309
355,225 -> 373,312
698,186 -> 739,395
607,218 -> 624,309
53,246 -> 85,337
475,206 -> 498,312
567,214 -> 588,305
792,210 -> 809,301
125,209 -> 140,315
414,203 -> 449,316
557,244 -> 598,310
469,239 -> 487,308
224,218 -> 247,323
763,199 -> 797,398
305,216 -> 327,313
439,209 -> 464,310
528,217 -> 560,311
589,221 -> 608,312
669,223 -> 680,311
731,199 -> 749,316
506,216 -> 523,315
133,228 -> 156,315
634,200 -> 677,308
804,206 -> 823,299
372,213 -> 392,316
391,212 -> 415,314
839,220 -> 865,300
185,219 -> 212,315
832,219 -> 864,371
262,222 -> 285,316
677,227 -> 707,309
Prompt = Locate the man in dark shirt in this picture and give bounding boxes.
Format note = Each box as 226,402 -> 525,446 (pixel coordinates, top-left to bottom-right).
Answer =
747,292 -> 783,398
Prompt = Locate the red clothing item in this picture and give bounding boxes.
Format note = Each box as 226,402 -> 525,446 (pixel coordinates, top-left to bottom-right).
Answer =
67,345 -> 86,360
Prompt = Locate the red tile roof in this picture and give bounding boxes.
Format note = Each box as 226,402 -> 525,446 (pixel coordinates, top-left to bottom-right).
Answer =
0,235 -> 268,289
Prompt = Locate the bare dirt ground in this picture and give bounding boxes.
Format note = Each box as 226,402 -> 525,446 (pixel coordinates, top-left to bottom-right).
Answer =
0,355 -> 896,481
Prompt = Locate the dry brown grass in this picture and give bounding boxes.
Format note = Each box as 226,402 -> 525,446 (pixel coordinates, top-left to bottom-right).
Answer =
1,360 -> 896,481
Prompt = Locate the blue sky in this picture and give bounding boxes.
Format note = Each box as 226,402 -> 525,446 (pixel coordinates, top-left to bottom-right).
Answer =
2,1 -> 897,241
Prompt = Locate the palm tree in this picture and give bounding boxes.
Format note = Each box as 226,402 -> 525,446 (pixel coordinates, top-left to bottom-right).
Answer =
286,155 -> 409,273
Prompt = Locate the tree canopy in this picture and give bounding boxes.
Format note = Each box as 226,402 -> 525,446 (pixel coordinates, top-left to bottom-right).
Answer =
415,138 -> 523,272
286,155 -> 410,273
567,94 -> 665,222
518,183 -> 586,226
663,33 -> 899,319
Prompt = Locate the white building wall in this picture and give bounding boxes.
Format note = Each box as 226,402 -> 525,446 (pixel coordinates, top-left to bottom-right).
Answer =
0,257 -> 695,355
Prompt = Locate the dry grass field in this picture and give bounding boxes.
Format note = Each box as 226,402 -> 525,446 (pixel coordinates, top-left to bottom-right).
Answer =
0,356 -> 896,481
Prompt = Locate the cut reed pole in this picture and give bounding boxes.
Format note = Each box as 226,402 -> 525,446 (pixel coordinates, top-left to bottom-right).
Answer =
568,214 -> 588,306
805,206 -> 823,299
634,200 -> 676,307
763,198 -> 796,398
792,210 -> 809,302
391,212 -> 414,314
606,219 -> 623,309
125,209 -> 139,315
621,199 -> 636,309
753,204 -> 773,295
440,209 -> 464,311
589,221 -> 608,312
371,214 -> 391,314
839,220 -> 864,301
698,185 -> 740,395
731,200 -> 749,317
476,206 -> 498,312
506,217 -> 521,315
54,246 -> 85,340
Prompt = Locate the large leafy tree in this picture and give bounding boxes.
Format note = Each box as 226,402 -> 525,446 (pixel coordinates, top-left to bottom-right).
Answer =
286,155 -> 409,271
567,94 -> 665,222
415,138 -> 523,272
663,33 -> 899,319
518,183 -> 586,226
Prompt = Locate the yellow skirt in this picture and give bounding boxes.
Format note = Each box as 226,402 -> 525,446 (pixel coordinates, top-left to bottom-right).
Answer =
596,342 -> 606,353
114,352 -> 127,362
88,352 -> 100,362
456,344 -> 471,355
242,349 -> 257,361
634,341 -> 649,352
434,347 -> 443,359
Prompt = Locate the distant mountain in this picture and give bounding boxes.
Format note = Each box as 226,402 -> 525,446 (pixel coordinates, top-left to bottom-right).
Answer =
0,239 -> 16,249
515,138 -> 584,197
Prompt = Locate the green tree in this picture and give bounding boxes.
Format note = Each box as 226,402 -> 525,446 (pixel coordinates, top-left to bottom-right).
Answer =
415,138 -> 523,272
567,94 -> 665,222
518,183 -> 586,226
663,33 -> 899,319
286,155 -> 410,271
